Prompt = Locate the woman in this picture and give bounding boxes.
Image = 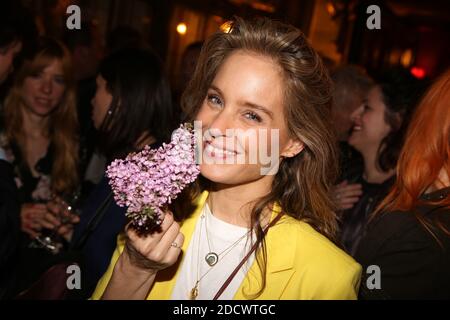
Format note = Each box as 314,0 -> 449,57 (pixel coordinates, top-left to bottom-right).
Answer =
0,37 -> 80,295
335,70 -> 424,256
356,69 -> 450,299
0,37 -> 80,236
69,48 -> 176,298
92,17 -> 361,300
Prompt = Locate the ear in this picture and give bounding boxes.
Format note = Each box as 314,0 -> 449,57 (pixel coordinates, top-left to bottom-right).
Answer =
280,138 -> 304,158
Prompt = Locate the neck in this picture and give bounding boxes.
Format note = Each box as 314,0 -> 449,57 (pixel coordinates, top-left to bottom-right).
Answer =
360,145 -> 395,184
21,107 -> 49,139
208,177 -> 273,228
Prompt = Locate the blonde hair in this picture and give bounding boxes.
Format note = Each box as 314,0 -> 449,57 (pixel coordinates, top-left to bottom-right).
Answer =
4,37 -> 79,196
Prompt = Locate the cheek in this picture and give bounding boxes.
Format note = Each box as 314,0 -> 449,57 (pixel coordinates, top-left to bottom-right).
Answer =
22,80 -> 37,98
195,102 -> 213,125
52,85 -> 66,106
21,81 -> 38,106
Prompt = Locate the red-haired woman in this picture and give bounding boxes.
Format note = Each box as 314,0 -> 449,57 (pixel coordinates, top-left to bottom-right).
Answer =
355,69 -> 450,299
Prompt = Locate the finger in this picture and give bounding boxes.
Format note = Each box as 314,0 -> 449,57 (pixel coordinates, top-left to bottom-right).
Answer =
154,221 -> 181,256
57,225 -> 73,237
340,197 -> 360,205
33,218 -> 56,230
23,227 -> 40,239
22,221 -> 42,234
43,212 -> 61,227
344,184 -> 362,191
46,201 -> 62,215
338,180 -> 348,187
163,232 -> 184,265
31,204 -> 49,212
70,215 -> 80,224
340,184 -> 362,192
126,211 -> 176,257
340,189 -> 363,198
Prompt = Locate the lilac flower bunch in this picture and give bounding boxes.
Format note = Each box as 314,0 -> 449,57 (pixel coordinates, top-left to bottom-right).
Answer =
106,123 -> 200,234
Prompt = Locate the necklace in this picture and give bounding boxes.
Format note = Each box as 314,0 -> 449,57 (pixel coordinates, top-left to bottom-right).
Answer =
204,203 -> 249,266
190,207 -> 251,300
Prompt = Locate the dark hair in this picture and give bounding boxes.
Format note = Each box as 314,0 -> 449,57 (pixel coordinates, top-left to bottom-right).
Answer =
376,68 -> 427,171
331,64 -> 373,111
97,48 -> 176,160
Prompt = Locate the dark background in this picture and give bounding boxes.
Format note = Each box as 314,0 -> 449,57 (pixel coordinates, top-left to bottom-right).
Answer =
17,0 -> 450,93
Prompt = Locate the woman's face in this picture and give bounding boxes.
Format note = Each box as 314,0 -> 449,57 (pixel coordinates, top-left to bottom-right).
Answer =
348,86 -> 391,153
196,50 -> 302,185
91,75 -> 113,129
21,59 -> 66,117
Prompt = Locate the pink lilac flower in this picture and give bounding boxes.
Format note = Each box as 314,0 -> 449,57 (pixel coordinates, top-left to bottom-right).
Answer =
107,123 -> 200,234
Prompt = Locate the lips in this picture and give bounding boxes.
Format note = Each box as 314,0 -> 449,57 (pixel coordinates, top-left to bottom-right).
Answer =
204,141 -> 238,159
34,97 -> 52,108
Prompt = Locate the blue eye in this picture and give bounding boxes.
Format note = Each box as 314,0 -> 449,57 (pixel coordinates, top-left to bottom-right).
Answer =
207,94 -> 223,107
244,111 -> 262,123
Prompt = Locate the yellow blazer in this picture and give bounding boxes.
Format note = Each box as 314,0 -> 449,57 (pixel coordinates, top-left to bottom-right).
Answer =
91,191 -> 361,300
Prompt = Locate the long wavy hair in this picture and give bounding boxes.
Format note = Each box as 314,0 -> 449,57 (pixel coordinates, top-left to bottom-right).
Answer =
373,69 -> 450,242
4,37 -> 79,196
178,17 -> 338,298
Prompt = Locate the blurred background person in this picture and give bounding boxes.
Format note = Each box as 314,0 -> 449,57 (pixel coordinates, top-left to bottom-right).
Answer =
334,69 -> 426,256
63,23 -> 104,192
331,65 -> 373,179
0,37 -> 81,295
356,69 -> 450,299
68,48 -> 177,298
81,25 -> 149,189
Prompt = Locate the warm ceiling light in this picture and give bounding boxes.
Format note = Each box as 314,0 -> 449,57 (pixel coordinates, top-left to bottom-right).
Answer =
326,2 -> 337,17
220,21 -> 232,33
176,23 -> 187,35
400,49 -> 413,67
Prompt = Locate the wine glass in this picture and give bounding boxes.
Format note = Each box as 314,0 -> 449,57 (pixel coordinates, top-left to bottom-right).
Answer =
29,191 -> 82,254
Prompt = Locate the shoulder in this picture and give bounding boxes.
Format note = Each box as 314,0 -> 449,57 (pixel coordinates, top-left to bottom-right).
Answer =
274,215 -> 359,269
267,215 -> 362,299
357,208 -> 450,262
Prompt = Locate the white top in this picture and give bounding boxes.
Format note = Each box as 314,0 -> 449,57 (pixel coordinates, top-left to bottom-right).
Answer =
171,203 -> 255,300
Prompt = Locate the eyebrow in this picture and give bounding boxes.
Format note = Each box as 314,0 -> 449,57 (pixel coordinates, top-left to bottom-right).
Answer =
209,85 -> 274,119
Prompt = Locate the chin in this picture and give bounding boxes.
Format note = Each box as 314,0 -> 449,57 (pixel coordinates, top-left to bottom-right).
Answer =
28,104 -> 57,117
200,164 -> 259,185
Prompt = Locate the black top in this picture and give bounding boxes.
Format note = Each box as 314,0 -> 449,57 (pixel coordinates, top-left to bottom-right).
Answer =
355,186 -> 450,300
0,160 -> 20,298
339,174 -> 396,256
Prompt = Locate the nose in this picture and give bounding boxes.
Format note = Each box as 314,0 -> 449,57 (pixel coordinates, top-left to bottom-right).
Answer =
205,109 -> 233,140
350,105 -> 363,123
40,78 -> 52,94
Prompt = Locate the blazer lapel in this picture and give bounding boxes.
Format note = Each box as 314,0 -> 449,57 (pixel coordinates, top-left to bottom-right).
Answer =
234,203 -> 296,299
